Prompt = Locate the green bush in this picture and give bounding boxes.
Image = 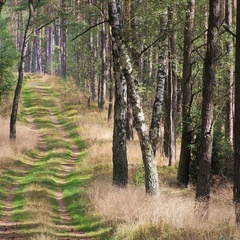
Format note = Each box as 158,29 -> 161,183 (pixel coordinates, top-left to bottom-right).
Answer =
0,17 -> 17,103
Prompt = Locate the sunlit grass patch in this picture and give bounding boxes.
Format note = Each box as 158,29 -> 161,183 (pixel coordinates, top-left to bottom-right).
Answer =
87,178 -> 237,240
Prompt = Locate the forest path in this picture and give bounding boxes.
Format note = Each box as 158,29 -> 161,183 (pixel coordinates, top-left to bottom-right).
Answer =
0,76 -> 92,239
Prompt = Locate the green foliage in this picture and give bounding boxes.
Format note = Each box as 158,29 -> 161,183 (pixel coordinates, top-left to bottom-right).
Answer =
189,118 -> 234,183
132,164 -> 145,186
212,120 -> 233,178
0,18 -> 17,101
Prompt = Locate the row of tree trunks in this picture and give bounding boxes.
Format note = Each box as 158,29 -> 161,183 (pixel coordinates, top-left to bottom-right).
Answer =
109,0 -> 159,196
164,2 -> 177,166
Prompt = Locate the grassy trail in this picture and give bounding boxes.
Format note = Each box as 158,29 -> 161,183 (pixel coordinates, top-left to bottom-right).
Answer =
0,76 -> 109,239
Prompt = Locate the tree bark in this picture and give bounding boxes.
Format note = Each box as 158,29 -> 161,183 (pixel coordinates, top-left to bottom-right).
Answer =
234,0 -> 240,225
177,0 -> 195,187
163,3 -> 177,165
110,0 -> 128,187
225,0 -> 234,145
196,0 -> 220,204
98,17 -> 107,110
33,26 -> 42,73
60,0 -> 67,78
167,2 -> 177,166
109,0 -> 160,196
149,8 -> 168,156
10,0 -> 34,139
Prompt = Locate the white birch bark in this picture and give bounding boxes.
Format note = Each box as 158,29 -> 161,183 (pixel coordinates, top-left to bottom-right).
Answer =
109,0 -> 160,196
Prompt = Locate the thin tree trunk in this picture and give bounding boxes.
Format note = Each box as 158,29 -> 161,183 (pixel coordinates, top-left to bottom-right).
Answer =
195,0 -> 220,208
168,1 -> 177,166
109,0 -> 160,196
149,8 -> 168,156
60,0 -> 67,78
45,5 -> 53,74
225,0 -> 234,145
234,0 -> 240,226
10,0 -> 34,139
108,29 -> 114,122
177,0 -> 195,187
99,20 -> 107,110
33,27 -> 42,73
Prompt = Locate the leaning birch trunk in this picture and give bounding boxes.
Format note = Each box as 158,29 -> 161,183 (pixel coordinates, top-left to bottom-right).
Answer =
149,8 -> 168,156
10,0 -> 34,139
109,0 -> 160,196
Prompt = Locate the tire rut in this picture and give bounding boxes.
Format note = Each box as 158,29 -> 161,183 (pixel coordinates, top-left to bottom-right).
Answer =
0,113 -> 48,240
49,110 -> 89,239
0,80 -> 91,239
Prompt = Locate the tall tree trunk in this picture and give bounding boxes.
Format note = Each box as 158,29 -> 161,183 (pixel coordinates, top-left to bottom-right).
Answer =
149,8 -> 168,156
24,42 -> 32,72
33,27 -> 42,73
10,0 -> 34,139
108,29 -> 114,121
234,0 -> 240,226
109,0 -> 160,196
60,0 -> 67,78
177,0 -> 195,187
110,1 -> 128,187
225,0 -> 234,145
89,24 -> 97,101
163,4 -> 177,165
195,0 -> 220,207
126,93 -> 134,141
17,7 -> 23,52
98,19 -> 107,110
45,5 -> 53,74
168,1 -> 177,166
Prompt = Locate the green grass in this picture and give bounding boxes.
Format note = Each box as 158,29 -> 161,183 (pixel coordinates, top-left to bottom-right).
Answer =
0,76 -> 113,238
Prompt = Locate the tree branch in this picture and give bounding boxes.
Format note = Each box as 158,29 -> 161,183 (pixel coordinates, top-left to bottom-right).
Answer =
191,29 -> 208,43
36,16 -> 60,31
139,33 -> 167,57
223,25 -> 237,38
71,20 -> 109,41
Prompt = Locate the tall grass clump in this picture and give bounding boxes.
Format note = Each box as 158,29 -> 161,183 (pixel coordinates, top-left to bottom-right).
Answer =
0,118 -> 37,167
87,179 -> 237,239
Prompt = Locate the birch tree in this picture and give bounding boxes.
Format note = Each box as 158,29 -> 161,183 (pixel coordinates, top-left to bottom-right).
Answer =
109,0 -> 160,196
149,8 -> 168,156
111,0 -> 128,186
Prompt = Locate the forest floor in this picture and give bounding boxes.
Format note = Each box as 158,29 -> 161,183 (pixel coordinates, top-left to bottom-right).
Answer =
0,76 -> 110,239
0,75 -> 239,240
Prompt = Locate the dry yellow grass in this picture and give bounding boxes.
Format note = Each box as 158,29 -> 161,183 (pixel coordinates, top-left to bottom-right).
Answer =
42,75 -> 236,239
87,179 -> 236,239
0,118 -> 37,167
